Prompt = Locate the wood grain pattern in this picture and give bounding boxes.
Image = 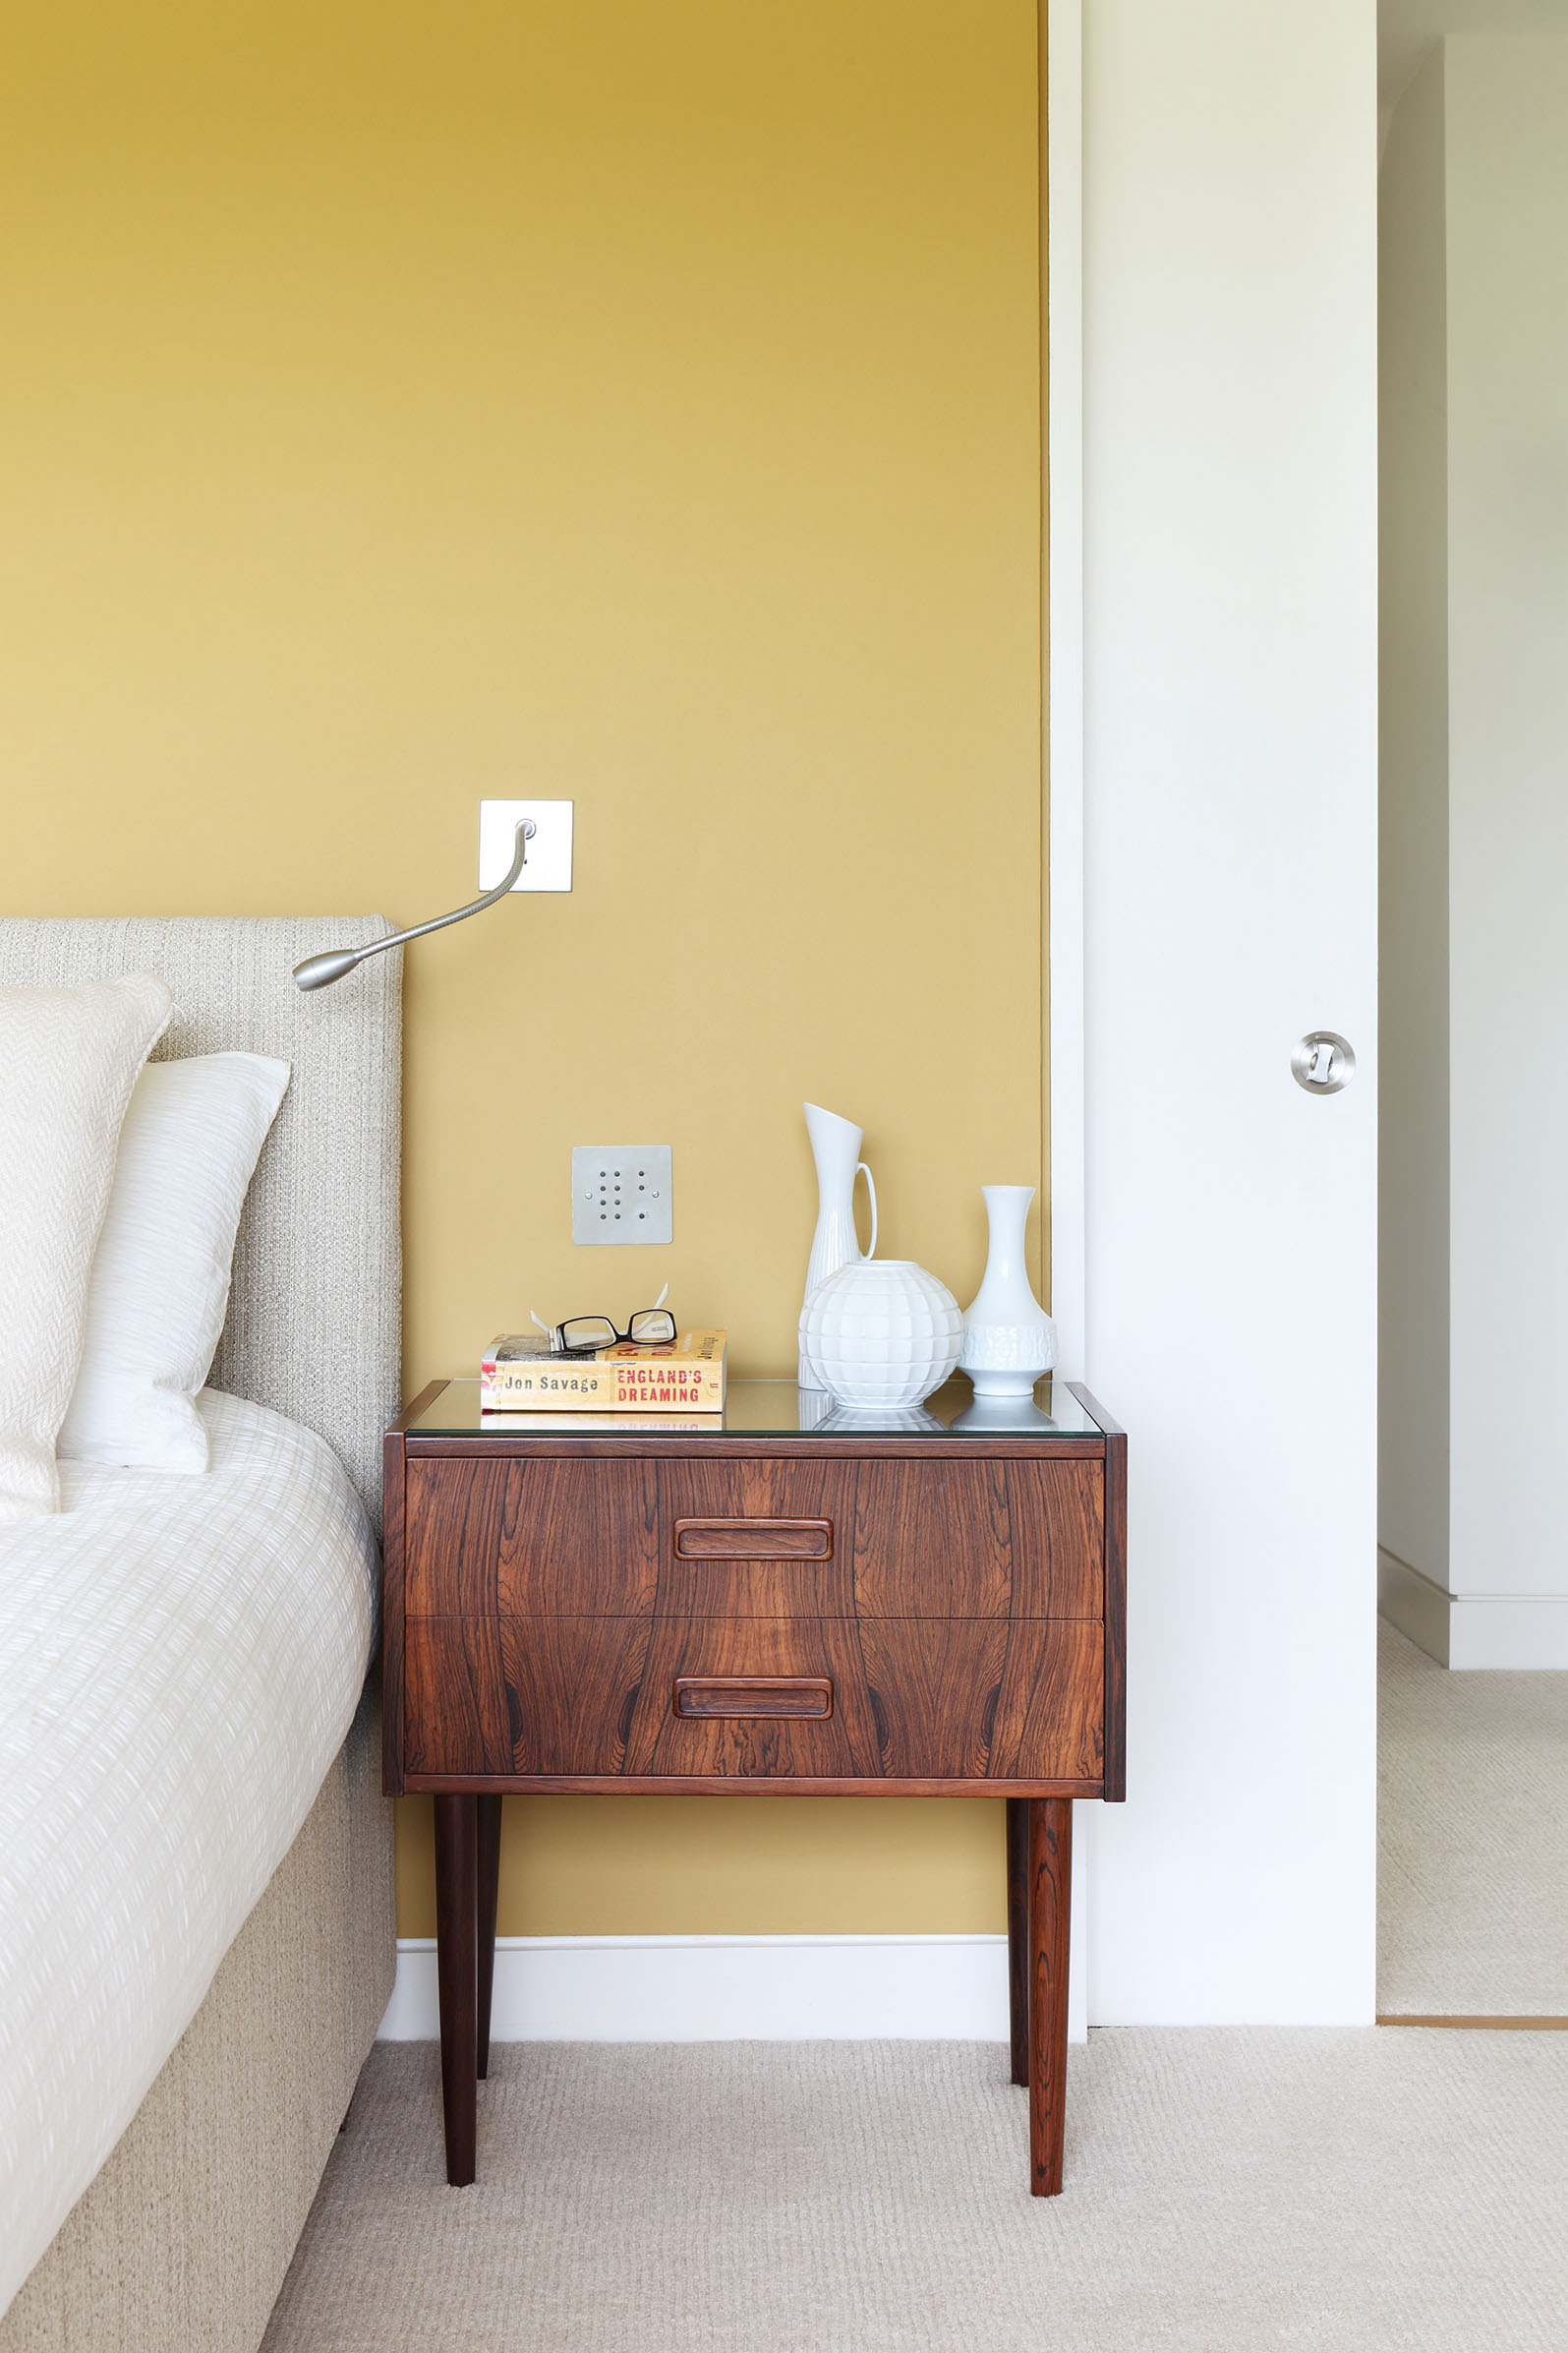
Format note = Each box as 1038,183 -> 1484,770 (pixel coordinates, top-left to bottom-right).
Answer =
856,1618 -> 1102,1782
1007,1796 -> 1029,2088
403,1608 -> 512,1779
475,1794 -> 501,2082
390,1427 -> 1120,1795
380,1424 -> 407,1797
659,1460 -> 856,1618
855,1615 -> 1011,1778
673,1517 -> 833,1559
623,1617 -> 881,1779
494,1616 -> 656,1779
1027,1795 -> 1073,2198
851,1459 -> 1102,1619
404,1614 -> 1102,1785
1101,1429 -> 1128,1803
1006,1460 -> 1104,1618
402,1772 -> 1103,1797
406,1455 -> 662,1619
672,1676 -> 834,1719
1067,1383 -> 1126,1804
433,1794 -> 476,2187
852,1458 -> 1013,1618
659,1554 -> 851,1619
993,1620 -> 1105,1783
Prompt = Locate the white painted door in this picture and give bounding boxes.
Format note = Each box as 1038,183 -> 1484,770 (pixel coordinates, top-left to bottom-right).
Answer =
1050,0 -> 1379,2024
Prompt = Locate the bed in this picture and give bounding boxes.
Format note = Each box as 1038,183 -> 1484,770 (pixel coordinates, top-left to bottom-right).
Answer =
0,917 -> 401,2353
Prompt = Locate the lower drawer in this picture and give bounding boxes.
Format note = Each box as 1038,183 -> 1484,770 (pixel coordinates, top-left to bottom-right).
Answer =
403,1614 -> 1104,1786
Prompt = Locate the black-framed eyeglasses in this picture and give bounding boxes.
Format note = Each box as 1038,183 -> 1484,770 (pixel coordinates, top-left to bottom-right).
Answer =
552,1284 -> 676,1354
555,1309 -> 676,1353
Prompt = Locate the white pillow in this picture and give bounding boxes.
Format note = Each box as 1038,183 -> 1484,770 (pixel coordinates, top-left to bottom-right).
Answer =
59,1052 -> 291,1473
0,973 -> 173,1517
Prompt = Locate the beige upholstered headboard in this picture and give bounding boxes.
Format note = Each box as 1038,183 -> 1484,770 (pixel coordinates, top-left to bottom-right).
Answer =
0,918 -> 400,1533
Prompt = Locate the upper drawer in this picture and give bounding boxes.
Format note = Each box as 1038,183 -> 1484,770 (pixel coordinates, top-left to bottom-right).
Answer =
403,1451 -> 1103,1621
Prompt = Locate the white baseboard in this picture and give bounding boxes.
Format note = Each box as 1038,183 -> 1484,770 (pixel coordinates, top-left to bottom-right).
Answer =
1448,1597 -> 1568,1670
378,1931 -> 1086,2045
1380,1548 -> 1568,1669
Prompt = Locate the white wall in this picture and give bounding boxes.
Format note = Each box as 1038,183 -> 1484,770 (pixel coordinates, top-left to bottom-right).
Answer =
1447,38 -> 1568,1620
1379,50 -> 1451,1605
1378,34 -> 1568,1668
1069,0 -> 1379,2023
1378,0 -> 1568,147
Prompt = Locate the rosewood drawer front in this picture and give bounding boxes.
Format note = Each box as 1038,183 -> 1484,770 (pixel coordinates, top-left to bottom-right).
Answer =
402,1612 -> 1104,1785
403,1454 -> 1103,1622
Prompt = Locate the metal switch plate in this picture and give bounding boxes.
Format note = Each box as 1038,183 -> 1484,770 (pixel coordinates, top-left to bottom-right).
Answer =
1291,1031 -> 1356,1093
479,799 -> 573,892
571,1146 -> 673,1244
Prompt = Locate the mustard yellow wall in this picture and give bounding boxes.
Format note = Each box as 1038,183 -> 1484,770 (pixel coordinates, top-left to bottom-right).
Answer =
2,1 -> 1044,1940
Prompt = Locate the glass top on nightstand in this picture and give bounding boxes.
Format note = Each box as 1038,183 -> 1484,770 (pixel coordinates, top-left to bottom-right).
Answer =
405,1377 -> 1105,1441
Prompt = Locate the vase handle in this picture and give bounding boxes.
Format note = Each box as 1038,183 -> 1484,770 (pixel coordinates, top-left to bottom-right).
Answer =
856,1161 -> 879,1260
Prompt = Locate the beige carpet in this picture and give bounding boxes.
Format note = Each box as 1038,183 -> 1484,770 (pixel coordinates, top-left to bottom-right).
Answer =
261,1633 -> 1568,2349
1378,1618 -> 1568,2017
261,2029 -> 1568,2352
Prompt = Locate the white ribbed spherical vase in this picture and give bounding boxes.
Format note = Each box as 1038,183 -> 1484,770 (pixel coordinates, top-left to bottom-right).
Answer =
801,1259 -> 962,1410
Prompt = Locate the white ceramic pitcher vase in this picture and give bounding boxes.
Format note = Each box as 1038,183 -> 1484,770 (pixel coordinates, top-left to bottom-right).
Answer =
797,1102 -> 877,1389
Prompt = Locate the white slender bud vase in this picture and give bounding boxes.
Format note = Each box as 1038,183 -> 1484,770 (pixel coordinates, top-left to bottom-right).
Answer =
959,1185 -> 1057,1398
798,1102 -> 877,1388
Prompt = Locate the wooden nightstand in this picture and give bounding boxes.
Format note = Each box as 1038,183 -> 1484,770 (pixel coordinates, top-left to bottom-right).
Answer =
383,1378 -> 1126,2197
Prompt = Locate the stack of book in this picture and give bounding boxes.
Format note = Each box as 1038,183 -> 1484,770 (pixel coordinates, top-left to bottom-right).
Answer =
480,1328 -> 726,1416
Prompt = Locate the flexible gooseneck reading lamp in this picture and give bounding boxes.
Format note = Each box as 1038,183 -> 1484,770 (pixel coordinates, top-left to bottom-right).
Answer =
292,819 -> 534,991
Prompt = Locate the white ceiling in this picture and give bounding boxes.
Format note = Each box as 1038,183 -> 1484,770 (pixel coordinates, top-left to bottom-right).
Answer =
1380,0 -> 1568,117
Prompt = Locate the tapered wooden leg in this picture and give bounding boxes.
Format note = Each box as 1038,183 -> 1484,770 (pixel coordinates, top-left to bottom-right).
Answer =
1006,1798 -> 1030,2087
476,1794 -> 502,2081
434,1794 -> 478,2187
1027,1796 -> 1073,2197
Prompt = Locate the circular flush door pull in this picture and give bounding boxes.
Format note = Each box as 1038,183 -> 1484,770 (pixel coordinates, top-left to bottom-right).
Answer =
1291,1031 -> 1356,1093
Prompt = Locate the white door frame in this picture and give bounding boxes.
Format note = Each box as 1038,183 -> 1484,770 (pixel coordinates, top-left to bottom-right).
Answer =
1044,0 -> 1091,2038
1046,0 -> 1087,1384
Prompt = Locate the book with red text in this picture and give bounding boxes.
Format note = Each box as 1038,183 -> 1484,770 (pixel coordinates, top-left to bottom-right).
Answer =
480,1328 -> 726,1413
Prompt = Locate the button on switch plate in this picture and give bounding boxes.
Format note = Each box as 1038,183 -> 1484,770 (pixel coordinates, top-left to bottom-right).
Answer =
571,1146 -> 673,1244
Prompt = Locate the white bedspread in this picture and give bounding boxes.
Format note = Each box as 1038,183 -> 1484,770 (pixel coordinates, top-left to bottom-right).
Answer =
0,1390 -> 377,2319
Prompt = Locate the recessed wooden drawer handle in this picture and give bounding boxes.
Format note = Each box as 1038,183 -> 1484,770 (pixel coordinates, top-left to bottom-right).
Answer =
672,1676 -> 834,1720
672,1517 -> 833,1559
